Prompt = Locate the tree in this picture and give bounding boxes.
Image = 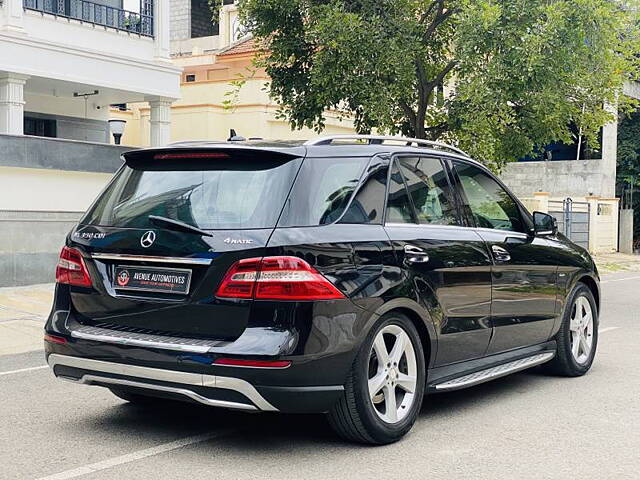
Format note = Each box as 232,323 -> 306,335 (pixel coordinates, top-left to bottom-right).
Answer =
236,0 -> 640,169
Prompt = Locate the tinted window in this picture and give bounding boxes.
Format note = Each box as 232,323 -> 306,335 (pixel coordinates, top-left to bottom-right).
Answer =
454,162 -> 524,232
385,161 -> 416,224
82,157 -> 302,230
398,157 -> 458,226
279,157 -> 367,227
340,160 -> 388,224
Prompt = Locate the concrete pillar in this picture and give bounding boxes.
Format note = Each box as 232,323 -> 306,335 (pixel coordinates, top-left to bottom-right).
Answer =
585,196 -> 600,254
154,0 -> 171,62
619,209 -> 634,254
0,0 -> 25,33
147,97 -> 172,147
600,104 -> 618,199
0,73 -> 28,135
533,192 -> 550,213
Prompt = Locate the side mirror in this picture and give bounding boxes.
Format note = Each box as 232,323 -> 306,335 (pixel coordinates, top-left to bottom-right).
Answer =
533,211 -> 557,236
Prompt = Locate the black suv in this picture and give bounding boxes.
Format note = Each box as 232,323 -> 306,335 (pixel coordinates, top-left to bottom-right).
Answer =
45,135 -> 600,444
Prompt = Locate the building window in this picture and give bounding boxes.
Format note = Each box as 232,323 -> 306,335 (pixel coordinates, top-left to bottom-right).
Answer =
24,117 -> 57,138
191,0 -> 217,38
185,74 -> 196,83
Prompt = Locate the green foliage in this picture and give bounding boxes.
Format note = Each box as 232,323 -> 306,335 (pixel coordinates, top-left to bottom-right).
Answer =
618,110 -> 640,186
238,0 -> 640,169
617,109 -> 640,244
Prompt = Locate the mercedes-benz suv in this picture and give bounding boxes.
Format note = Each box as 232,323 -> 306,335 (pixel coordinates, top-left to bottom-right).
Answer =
45,135 -> 600,444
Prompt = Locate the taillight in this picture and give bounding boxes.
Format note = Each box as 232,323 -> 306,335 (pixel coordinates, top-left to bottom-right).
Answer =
44,334 -> 67,345
213,358 -> 291,369
55,246 -> 92,287
216,256 -> 345,300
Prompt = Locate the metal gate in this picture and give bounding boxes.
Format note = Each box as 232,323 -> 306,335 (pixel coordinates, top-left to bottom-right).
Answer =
548,198 -> 590,250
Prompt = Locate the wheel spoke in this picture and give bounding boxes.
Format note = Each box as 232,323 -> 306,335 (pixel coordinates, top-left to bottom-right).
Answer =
389,331 -> 407,365
396,372 -> 417,394
368,371 -> 387,398
373,334 -> 390,365
384,385 -> 397,423
571,332 -> 581,358
577,297 -> 586,317
579,332 -> 590,356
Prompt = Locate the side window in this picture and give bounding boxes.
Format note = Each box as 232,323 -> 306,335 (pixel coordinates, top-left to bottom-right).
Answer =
340,160 -> 388,224
454,162 -> 524,232
385,161 -> 416,224
397,157 -> 459,226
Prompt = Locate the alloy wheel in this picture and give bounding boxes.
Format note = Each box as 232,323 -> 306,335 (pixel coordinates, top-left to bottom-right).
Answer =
569,296 -> 594,365
368,324 -> 418,424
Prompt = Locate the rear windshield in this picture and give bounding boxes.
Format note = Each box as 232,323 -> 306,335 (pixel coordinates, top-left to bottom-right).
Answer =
82,156 -> 302,230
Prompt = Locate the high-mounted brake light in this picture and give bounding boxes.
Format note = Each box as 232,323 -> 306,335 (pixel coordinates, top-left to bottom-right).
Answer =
154,153 -> 230,160
55,246 -> 92,287
215,256 -> 345,300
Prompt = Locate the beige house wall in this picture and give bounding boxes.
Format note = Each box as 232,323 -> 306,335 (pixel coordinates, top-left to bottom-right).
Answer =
521,192 -> 619,254
113,48 -> 355,147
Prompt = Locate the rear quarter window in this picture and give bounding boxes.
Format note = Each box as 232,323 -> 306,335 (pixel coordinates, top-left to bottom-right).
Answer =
278,157 -> 369,227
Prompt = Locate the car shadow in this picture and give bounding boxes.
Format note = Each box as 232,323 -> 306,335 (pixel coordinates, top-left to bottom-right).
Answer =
76,369 -> 549,449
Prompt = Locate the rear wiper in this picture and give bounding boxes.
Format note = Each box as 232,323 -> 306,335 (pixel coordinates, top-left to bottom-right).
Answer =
148,215 -> 213,237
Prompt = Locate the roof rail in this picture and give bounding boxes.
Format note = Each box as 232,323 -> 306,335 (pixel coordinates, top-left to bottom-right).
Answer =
304,135 -> 470,157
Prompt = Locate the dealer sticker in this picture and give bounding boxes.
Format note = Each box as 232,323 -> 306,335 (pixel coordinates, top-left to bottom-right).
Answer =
114,266 -> 191,295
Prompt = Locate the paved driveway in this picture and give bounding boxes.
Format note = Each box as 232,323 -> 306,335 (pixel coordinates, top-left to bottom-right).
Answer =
1,273 -> 638,480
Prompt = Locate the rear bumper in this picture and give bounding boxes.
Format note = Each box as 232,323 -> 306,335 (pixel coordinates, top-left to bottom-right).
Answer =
47,353 -> 344,413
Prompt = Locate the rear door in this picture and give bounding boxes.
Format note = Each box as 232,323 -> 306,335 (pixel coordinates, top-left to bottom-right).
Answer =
451,161 -> 558,354
69,148 -> 303,340
383,155 -> 493,366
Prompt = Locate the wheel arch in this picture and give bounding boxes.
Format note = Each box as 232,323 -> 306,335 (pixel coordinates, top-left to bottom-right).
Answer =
576,274 -> 600,314
371,298 -> 437,369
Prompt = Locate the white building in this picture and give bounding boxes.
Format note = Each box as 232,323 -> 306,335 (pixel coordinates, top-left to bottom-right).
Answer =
0,0 -> 181,285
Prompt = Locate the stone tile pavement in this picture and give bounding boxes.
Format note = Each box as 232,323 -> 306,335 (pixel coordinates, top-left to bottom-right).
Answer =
0,283 -> 53,355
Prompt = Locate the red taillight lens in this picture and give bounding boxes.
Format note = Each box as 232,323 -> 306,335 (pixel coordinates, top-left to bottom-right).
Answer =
215,256 -> 345,300
213,358 -> 291,369
216,257 -> 261,299
44,334 -> 67,345
55,246 -> 92,287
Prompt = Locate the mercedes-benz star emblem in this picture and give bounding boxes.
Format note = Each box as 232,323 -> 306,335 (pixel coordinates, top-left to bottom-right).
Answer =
140,231 -> 156,248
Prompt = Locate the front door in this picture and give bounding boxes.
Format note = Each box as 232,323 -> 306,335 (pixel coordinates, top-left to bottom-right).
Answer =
452,161 -> 558,355
384,156 -> 493,366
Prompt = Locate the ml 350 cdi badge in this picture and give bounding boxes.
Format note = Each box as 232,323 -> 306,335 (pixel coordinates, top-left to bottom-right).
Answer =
45,135 -> 600,444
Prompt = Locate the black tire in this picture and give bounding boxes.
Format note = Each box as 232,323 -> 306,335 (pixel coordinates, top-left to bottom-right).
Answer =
545,282 -> 598,377
327,312 -> 426,445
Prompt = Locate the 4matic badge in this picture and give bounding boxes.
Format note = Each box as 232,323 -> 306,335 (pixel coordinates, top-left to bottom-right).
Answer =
224,237 -> 253,245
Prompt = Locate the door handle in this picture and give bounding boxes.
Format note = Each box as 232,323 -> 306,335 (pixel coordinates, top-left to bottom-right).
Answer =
491,245 -> 511,262
404,245 -> 430,264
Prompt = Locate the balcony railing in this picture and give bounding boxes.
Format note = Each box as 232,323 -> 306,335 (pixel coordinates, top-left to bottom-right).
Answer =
23,0 -> 154,37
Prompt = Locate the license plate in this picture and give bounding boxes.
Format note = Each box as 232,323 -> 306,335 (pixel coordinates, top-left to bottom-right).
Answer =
114,265 -> 191,295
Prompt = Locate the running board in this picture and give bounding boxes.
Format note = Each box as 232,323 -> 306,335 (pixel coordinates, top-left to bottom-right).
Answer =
433,352 -> 555,391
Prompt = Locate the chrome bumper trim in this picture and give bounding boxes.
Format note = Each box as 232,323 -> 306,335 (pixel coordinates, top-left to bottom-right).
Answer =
47,354 -> 277,411
434,352 -> 555,391
69,323 -> 220,354
90,253 -> 213,266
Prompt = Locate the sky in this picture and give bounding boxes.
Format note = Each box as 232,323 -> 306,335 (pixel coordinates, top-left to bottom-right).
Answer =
123,0 -> 140,13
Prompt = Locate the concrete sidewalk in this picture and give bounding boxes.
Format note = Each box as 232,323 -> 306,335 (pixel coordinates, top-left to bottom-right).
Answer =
592,252 -> 640,273
0,283 -> 52,355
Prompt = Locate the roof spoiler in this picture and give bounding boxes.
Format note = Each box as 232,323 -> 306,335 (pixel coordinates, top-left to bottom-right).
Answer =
121,146 -> 304,170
